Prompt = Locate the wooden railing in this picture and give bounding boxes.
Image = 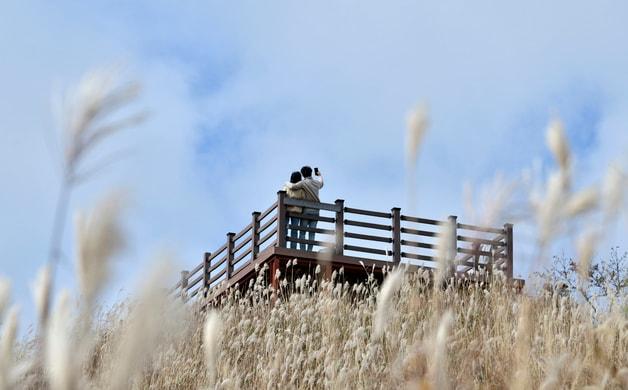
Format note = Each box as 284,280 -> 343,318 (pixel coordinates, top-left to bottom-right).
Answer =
173,191 -> 514,299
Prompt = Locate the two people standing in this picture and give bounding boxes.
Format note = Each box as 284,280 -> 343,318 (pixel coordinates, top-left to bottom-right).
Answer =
283,166 -> 324,251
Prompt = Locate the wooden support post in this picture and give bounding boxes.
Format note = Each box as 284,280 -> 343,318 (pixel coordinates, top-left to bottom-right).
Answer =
323,264 -> 333,281
270,257 -> 280,291
335,199 -> 345,256
391,207 -> 401,264
504,223 -> 514,281
203,252 -> 210,298
488,247 -> 494,277
473,243 -> 480,273
180,270 -> 189,301
277,191 -> 287,248
448,215 -> 458,280
252,211 -> 261,259
226,232 -> 235,279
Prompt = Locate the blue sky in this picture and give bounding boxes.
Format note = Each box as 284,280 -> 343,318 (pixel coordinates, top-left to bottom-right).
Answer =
1,1 -> 627,329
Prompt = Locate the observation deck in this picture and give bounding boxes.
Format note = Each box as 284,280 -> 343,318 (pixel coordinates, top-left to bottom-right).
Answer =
172,191 -> 516,300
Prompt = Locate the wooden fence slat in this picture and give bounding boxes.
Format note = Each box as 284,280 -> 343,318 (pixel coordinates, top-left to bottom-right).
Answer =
287,212 -> 335,223
259,227 -> 277,246
456,235 -> 506,247
401,239 -> 438,250
344,219 -> 392,231
233,236 -> 252,254
457,223 -> 504,234
401,252 -> 436,262
344,207 -> 392,219
401,227 -> 438,237
259,202 -> 277,220
345,232 -> 392,243
401,215 -> 443,225
208,256 -> 227,273
343,244 -> 389,256
287,224 -> 335,235
287,237 -> 335,248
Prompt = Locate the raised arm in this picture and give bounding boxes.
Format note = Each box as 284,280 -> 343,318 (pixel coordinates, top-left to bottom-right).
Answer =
315,174 -> 324,188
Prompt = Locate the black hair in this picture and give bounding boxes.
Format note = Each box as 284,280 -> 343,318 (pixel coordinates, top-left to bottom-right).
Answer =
301,166 -> 313,178
290,171 -> 302,184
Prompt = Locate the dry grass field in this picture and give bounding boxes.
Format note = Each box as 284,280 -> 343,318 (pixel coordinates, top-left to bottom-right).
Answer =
0,69 -> 626,389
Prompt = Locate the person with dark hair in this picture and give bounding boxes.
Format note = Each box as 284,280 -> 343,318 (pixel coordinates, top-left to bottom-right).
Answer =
283,171 -> 305,249
286,166 -> 324,251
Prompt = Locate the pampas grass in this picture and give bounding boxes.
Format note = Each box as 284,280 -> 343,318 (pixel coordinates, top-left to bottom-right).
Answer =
372,268 -> 404,339
75,192 -> 126,308
203,312 -> 223,387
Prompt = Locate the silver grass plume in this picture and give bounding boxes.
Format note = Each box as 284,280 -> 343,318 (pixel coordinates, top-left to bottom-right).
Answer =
0,279 -> 9,320
546,119 -> 570,173
405,103 -> 429,211
204,311 -> 223,387
107,260 -> 179,390
602,163 -> 625,220
563,187 -> 598,218
60,67 -> 145,181
46,290 -> 74,390
510,301 -> 532,390
429,310 -> 453,390
31,265 -> 52,328
75,191 -> 126,308
0,306 -> 19,390
372,268 -> 404,339
576,231 -> 597,281
405,103 -> 429,166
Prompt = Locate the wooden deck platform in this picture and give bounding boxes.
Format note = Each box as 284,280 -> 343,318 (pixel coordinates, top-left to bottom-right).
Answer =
172,191 -> 515,300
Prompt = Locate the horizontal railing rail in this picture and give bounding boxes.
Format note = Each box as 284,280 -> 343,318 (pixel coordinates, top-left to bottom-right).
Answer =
174,190 -> 514,299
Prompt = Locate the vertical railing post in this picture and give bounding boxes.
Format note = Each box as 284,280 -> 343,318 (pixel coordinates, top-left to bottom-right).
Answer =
252,211 -> 261,259
504,223 -> 514,281
277,191 -> 287,248
203,252 -> 211,298
180,270 -> 189,301
226,232 -> 235,279
335,199 -> 345,256
447,215 -> 458,280
391,207 -> 401,264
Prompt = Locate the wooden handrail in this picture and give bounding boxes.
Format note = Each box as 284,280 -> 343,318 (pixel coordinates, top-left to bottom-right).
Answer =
456,235 -> 505,246
401,215 -> 442,225
234,224 -> 252,241
457,223 -> 504,234
259,227 -> 277,246
345,232 -> 392,243
401,227 -> 438,237
259,202 -> 278,220
344,219 -> 391,231
344,207 -> 392,219
287,212 -> 335,223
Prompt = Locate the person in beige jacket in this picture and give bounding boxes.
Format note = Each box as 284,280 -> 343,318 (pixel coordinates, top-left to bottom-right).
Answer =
283,171 -> 305,249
